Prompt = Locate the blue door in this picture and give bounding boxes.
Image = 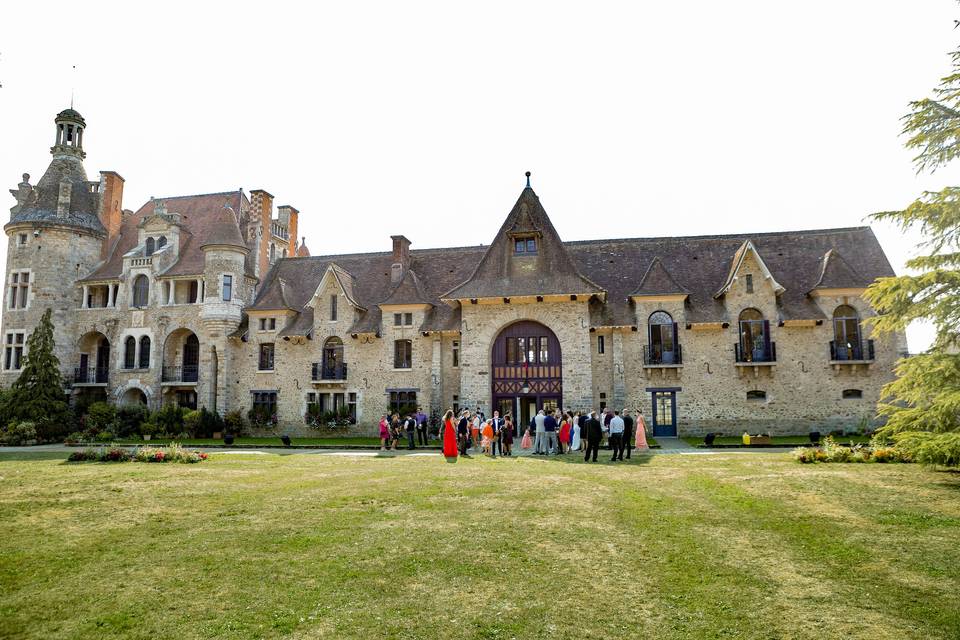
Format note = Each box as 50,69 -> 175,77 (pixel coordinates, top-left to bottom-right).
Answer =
651,391 -> 677,437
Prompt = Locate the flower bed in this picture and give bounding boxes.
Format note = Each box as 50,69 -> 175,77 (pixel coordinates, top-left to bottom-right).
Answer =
793,436 -> 911,464
67,443 -> 209,464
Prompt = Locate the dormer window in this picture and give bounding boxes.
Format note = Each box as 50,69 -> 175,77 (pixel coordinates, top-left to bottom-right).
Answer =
145,237 -> 155,256
157,236 -> 167,250
514,237 -> 537,255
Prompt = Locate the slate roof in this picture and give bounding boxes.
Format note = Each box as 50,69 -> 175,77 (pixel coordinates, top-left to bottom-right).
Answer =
810,248 -> 872,291
79,191 -> 249,282
442,187 -> 605,300
245,182 -> 894,333
6,154 -> 106,236
630,258 -> 688,297
250,224 -> 894,334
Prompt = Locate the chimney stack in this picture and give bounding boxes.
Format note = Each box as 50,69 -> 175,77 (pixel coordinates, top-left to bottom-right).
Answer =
391,235 -> 411,284
250,189 -> 274,277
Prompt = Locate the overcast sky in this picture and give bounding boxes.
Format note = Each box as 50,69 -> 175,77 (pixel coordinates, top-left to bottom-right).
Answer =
1,1 -> 955,351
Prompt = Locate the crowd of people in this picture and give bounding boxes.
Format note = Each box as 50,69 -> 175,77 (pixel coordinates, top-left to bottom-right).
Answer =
429,406 -> 649,462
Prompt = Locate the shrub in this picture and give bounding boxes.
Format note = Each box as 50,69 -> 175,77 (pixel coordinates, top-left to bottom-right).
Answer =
64,431 -> 83,445
893,431 -> 960,468
223,410 -> 247,436
152,404 -> 185,437
70,444 -> 209,464
84,402 -> 118,437
248,407 -> 278,431
0,421 -> 38,446
195,407 -> 224,438
792,446 -> 817,463
116,405 -> 150,438
183,410 -> 201,436
94,431 -> 114,443
139,419 -> 160,439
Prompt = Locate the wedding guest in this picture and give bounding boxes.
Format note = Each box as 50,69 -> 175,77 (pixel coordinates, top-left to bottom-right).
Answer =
379,415 -> 390,450
558,413 -> 571,454
621,410 -> 634,459
442,409 -> 458,459
609,410 -> 625,461
584,411 -> 603,462
502,415 -> 515,456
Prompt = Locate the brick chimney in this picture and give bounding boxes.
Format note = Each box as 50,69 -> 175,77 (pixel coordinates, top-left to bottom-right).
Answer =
98,171 -> 124,257
391,235 -> 411,283
250,189 -> 274,278
278,205 -> 299,256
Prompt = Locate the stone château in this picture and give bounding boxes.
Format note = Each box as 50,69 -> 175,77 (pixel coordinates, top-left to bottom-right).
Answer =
1,108 -> 906,436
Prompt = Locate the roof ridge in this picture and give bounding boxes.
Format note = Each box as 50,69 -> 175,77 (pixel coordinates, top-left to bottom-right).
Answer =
563,226 -> 873,246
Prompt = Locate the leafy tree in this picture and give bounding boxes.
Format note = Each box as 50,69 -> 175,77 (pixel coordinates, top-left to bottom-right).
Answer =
0,308 -> 71,439
866,22 -> 960,435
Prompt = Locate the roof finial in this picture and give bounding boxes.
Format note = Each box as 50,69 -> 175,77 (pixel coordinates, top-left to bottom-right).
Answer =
525,171 -> 531,189
70,65 -> 76,109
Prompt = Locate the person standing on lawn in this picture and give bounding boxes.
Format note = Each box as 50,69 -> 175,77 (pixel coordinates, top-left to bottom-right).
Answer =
442,410 -> 458,459
405,413 -> 417,450
490,410 -> 503,458
471,411 -> 481,451
390,414 -> 401,450
502,415 -> 515,456
558,412 -> 571,454
457,410 -> 472,458
544,410 -> 558,455
570,412 -> 582,452
609,410 -> 625,461
635,410 -> 649,452
379,415 -> 390,451
415,407 -> 428,446
533,409 -> 546,455
584,411 -> 603,462
621,410 -> 634,459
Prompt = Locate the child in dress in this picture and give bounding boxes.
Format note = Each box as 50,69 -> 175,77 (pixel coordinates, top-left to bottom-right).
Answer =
520,427 -> 532,450
480,421 -> 494,455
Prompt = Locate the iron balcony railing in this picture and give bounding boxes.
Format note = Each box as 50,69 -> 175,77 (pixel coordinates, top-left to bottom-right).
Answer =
643,344 -> 682,365
830,339 -> 875,362
74,366 -> 109,384
734,342 -> 777,363
311,362 -> 348,381
162,365 -> 199,383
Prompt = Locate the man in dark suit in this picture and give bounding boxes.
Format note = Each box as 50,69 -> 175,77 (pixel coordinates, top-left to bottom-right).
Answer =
621,410 -> 634,459
457,411 -> 471,458
489,411 -> 503,458
584,411 -> 603,463
405,413 -> 417,450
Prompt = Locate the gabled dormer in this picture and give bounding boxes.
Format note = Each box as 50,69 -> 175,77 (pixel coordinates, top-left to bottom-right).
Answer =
630,257 -> 689,302
714,239 -> 785,299
808,248 -> 871,297
442,174 -> 605,303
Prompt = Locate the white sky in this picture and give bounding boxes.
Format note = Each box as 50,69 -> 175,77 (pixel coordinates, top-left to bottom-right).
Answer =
1,1 -> 955,352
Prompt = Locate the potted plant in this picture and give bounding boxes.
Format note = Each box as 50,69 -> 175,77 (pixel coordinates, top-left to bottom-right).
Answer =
223,432 -> 235,445
280,434 -> 291,446
139,419 -> 158,442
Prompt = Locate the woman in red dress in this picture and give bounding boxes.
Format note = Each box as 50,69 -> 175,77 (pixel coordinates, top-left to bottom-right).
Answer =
558,412 -> 571,454
442,409 -> 458,460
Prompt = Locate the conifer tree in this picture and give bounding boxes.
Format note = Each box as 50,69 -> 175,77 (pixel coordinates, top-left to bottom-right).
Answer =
866,20 -> 960,435
2,308 -> 70,438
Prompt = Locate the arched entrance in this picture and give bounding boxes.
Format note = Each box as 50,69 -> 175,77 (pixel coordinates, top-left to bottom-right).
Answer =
491,320 -> 562,427
121,387 -> 148,406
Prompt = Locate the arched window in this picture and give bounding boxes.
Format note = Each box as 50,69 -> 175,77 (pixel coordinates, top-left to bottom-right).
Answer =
322,336 -> 345,379
145,237 -> 155,256
647,311 -> 678,364
132,275 -> 149,308
139,336 -> 151,369
738,308 -> 771,362
124,336 -> 136,369
157,236 -> 167,250
832,305 -> 863,360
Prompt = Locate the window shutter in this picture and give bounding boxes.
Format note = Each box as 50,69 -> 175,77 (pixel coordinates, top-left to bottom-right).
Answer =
762,320 -> 771,355
671,322 -> 678,349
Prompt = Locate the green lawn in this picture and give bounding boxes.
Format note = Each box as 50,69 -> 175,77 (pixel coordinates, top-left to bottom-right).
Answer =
682,435 -> 873,447
1,451 -> 958,639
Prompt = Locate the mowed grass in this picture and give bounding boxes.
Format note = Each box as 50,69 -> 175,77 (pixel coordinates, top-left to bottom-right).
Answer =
0,451 -> 958,639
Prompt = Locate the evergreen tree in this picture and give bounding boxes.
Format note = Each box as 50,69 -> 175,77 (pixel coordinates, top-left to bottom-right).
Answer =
1,308 -> 71,439
866,20 -> 960,435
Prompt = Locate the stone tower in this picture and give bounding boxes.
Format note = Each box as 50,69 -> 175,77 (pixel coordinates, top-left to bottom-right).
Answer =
2,108 -> 112,382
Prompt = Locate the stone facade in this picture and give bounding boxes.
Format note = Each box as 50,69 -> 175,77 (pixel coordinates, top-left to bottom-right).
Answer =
1,107 -> 907,438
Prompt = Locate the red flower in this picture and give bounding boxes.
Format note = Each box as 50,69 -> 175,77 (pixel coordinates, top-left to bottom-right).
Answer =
199,452 -> 208,460
154,451 -> 165,461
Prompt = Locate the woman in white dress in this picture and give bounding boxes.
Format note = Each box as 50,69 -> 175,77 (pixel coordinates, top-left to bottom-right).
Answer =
570,412 -> 582,451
